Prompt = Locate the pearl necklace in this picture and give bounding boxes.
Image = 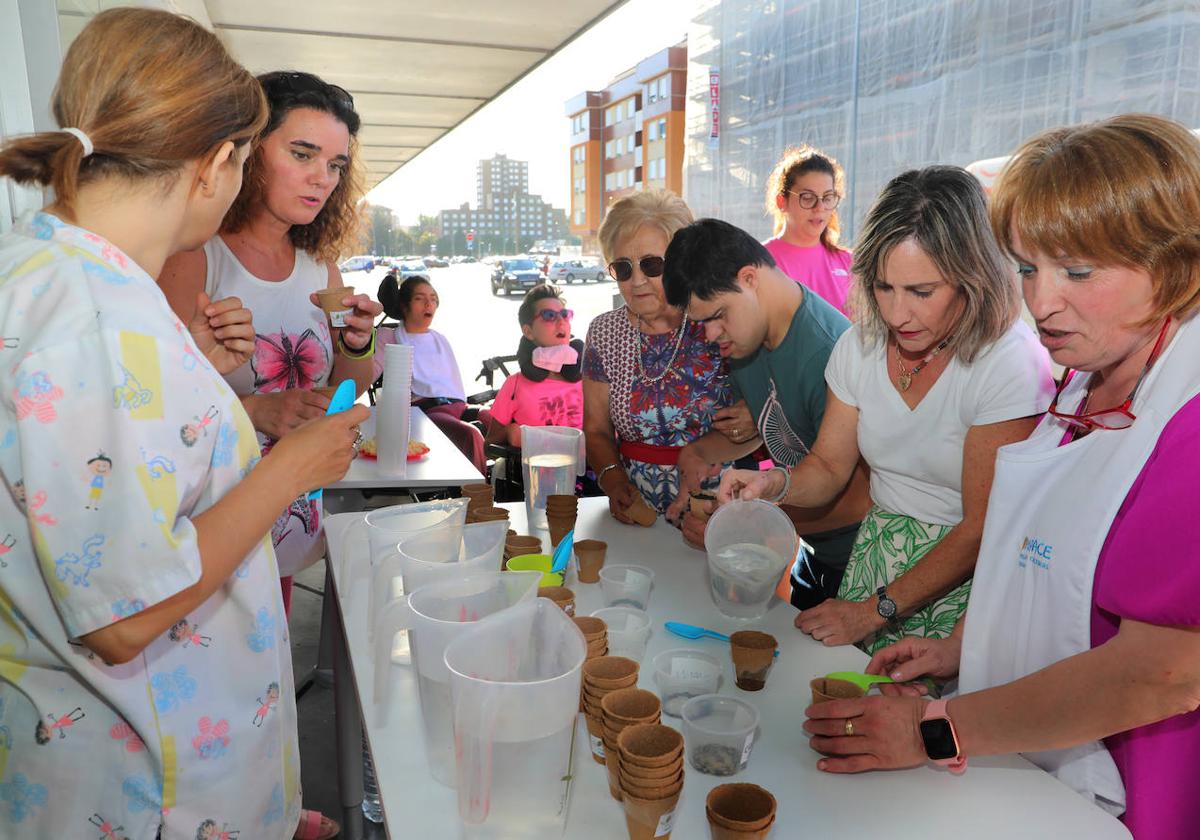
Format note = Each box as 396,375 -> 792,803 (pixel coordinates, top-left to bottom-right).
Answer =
635,313 -> 688,384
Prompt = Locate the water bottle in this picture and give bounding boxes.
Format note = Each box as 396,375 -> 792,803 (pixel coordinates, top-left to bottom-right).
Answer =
361,732 -> 384,823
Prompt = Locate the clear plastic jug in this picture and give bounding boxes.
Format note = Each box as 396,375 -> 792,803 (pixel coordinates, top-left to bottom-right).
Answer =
372,570 -> 542,784
368,519 -> 510,640
704,498 -> 798,620
520,426 -> 584,530
444,597 -> 586,839
341,497 -> 469,602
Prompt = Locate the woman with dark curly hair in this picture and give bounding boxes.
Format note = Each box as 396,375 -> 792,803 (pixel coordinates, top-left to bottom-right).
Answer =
161,72 -> 381,629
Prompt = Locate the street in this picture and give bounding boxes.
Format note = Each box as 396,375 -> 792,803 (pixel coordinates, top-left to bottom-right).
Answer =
340,262 -> 623,396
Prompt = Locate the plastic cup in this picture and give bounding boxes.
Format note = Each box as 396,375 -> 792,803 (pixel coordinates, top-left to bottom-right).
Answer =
505,553 -> 563,586
681,694 -> 760,777
591,606 -> 652,661
653,648 -> 723,716
704,499 -> 797,620
599,564 -> 655,610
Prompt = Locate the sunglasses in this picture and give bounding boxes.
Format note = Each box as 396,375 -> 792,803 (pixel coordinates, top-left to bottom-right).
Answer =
262,71 -> 355,110
785,189 -> 841,210
535,308 -> 574,323
1048,316 -> 1172,433
608,256 -> 665,282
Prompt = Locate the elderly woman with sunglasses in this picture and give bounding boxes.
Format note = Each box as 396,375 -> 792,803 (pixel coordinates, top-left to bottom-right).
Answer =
582,190 -> 731,522
804,115 -> 1200,839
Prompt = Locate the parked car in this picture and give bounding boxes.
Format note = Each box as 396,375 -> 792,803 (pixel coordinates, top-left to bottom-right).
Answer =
339,255 -> 375,272
491,258 -> 543,296
424,256 -> 449,268
547,259 -> 606,284
397,261 -> 431,283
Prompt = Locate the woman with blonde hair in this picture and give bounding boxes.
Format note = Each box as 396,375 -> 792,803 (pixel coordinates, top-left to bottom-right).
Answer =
806,113 -> 1200,839
0,8 -> 365,838
763,145 -> 855,313
583,190 -> 731,520
721,166 -> 1053,653
161,71 -> 381,618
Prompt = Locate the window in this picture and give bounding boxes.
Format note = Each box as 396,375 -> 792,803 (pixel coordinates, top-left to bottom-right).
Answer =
605,107 -> 616,126
658,76 -> 669,101
605,140 -> 613,159
659,118 -> 667,138
627,99 -> 636,120
616,137 -> 624,156
647,121 -> 658,142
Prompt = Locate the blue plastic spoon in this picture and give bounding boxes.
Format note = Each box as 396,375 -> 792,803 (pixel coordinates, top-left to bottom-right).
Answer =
664,621 -> 780,657
550,530 -> 574,575
307,378 -> 357,502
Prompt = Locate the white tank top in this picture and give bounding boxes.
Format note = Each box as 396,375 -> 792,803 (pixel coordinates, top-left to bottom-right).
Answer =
202,235 -> 334,576
203,235 -> 334,399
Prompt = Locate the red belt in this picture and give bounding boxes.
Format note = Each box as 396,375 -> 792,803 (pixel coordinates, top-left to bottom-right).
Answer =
619,440 -> 682,466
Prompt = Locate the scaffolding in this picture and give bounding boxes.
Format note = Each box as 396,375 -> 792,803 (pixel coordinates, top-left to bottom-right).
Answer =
684,0 -> 1200,241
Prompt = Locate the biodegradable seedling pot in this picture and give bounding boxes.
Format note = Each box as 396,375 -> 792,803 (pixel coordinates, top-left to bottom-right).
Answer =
620,774 -> 683,801
729,631 -> 778,691
574,538 -> 608,583
584,714 -> 608,765
506,535 -> 543,554
583,656 -> 640,690
574,615 -> 607,639
620,756 -> 684,782
624,494 -> 657,526
622,790 -> 682,840
473,506 -> 510,522
617,723 -> 685,769
315,286 -> 354,328
538,586 -> 576,616
602,688 -> 662,727
706,783 -> 778,836
689,491 -> 717,522
605,742 -> 625,801
810,677 -> 866,705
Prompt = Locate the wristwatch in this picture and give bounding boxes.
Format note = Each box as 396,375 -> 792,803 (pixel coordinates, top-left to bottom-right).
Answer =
875,585 -> 898,621
920,699 -> 967,774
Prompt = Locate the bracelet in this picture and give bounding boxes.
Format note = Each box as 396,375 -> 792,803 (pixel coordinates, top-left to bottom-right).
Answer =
596,462 -> 621,487
765,465 -> 791,503
337,329 -> 375,359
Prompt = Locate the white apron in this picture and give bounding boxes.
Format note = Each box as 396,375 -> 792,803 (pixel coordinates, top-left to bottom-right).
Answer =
960,313 -> 1200,815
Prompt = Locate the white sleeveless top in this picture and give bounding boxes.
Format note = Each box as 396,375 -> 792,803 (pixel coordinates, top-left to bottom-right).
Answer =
202,236 -> 333,576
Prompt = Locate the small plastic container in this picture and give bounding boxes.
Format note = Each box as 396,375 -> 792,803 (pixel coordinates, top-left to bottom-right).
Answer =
599,564 -> 655,610
680,694 -> 760,777
590,607 -> 651,661
652,648 -> 722,716
505,553 -> 564,587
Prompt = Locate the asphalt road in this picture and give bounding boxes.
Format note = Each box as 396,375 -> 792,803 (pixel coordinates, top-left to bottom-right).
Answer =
340,262 -> 623,395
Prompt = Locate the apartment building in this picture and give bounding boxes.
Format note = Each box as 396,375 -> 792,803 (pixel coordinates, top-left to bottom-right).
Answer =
438,154 -> 568,252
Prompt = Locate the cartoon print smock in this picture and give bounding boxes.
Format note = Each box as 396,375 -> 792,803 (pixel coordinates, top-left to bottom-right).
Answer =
0,212 -> 302,839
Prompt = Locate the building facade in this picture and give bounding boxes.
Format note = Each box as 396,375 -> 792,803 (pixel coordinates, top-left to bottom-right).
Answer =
438,154 -> 568,253
684,0 -> 1200,244
565,41 -> 687,254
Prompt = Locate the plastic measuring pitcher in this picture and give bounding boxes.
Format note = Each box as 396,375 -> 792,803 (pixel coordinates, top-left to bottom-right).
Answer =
340,497 -> 469,598
520,426 -> 584,531
368,519 -> 510,640
444,597 -> 586,838
703,498 -> 798,620
373,570 -> 541,785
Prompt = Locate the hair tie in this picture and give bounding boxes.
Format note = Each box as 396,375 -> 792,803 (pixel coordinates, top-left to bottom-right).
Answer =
62,127 -> 93,158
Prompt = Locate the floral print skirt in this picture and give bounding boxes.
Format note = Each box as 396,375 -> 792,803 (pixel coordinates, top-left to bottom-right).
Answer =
837,505 -> 970,655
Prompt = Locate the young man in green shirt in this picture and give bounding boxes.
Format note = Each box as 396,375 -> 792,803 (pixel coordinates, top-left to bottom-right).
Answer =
662,218 -> 870,607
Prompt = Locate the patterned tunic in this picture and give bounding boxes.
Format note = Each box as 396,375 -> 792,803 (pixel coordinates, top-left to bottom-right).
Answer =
0,213 -> 301,839
583,306 -> 731,512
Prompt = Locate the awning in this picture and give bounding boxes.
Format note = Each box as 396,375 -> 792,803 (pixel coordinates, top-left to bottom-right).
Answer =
55,0 -> 627,190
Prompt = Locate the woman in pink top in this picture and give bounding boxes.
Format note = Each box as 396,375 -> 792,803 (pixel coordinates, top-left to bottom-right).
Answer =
486,284 -> 584,448
801,114 -> 1200,838
762,145 -> 854,314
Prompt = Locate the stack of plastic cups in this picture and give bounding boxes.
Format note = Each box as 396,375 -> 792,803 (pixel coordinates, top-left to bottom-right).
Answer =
377,343 -> 412,476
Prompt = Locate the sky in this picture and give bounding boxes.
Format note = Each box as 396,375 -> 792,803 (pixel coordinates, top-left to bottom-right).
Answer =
365,0 -> 699,225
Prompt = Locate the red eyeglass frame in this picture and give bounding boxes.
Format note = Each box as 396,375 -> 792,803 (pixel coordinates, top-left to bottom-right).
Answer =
1047,316 -> 1172,431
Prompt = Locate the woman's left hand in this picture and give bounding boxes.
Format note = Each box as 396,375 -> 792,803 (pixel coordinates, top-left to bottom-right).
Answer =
795,598 -> 883,646
189,292 -> 256,374
803,695 -> 927,773
311,290 -> 382,351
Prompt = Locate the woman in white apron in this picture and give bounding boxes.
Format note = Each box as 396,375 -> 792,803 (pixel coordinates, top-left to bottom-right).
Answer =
161,72 -> 382,620
801,114 -> 1200,839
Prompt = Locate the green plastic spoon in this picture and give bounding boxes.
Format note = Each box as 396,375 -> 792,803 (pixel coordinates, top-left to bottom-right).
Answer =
824,671 -> 895,692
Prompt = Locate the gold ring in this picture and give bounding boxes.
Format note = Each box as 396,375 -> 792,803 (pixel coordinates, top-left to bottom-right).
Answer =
844,719 -> 855,737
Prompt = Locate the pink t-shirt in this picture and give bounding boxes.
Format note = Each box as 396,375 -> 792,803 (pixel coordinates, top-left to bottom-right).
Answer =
489,373 -> 583,429
764,237 -> 854,314
1091,391 -> 1200,837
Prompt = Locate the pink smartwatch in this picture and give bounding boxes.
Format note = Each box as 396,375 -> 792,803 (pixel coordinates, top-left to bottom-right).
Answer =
920,699 -> 967,774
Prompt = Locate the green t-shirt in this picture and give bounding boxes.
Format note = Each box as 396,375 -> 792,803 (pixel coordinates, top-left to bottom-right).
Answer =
730,285 -> 850,467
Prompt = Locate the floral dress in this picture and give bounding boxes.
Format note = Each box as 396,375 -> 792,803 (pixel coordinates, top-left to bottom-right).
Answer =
0,213 -> 301,839
583,306 -> 731,512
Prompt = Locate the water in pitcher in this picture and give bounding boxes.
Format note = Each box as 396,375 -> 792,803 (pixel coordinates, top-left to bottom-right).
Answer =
523,452 -> 575,530
415,673 -> 457,786
458,726 -> 575,839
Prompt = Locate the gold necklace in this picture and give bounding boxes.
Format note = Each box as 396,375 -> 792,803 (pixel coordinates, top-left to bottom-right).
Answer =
895,336 -> 951,392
